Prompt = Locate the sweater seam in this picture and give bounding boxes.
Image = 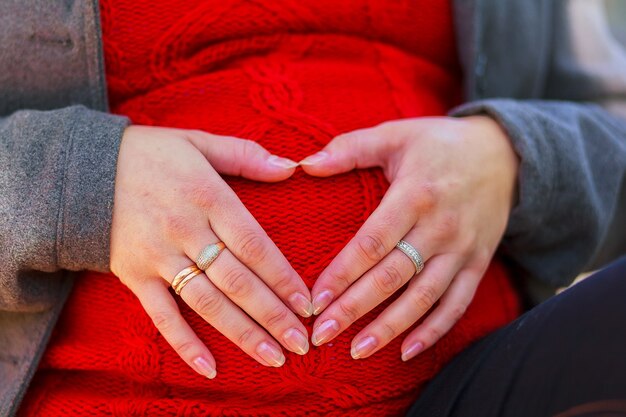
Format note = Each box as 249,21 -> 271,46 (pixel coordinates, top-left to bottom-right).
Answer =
55,115 -> 79,269
85,0 -> 109,112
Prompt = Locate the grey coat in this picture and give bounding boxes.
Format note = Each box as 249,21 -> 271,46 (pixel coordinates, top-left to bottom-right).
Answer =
1,0 -> 625,415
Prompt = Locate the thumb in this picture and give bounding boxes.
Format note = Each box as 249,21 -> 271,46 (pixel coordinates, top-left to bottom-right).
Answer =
187,132 -> 298,182
299,127 -> 390,177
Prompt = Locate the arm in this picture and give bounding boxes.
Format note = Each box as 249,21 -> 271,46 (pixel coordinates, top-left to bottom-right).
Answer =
2,106 -> 315,371
298,0 -> 626,360
452,100 -> 626,289
452,0 -> 626,291
0,105 -> 129,312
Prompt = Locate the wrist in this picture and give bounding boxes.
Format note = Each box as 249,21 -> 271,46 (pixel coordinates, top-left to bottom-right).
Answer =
462,115 -> 520,211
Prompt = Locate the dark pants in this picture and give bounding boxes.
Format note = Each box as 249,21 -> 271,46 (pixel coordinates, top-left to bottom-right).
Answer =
408,257 -> 626,417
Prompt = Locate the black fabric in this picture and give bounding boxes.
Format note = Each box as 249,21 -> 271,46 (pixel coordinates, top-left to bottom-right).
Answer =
408,256 -> 626,417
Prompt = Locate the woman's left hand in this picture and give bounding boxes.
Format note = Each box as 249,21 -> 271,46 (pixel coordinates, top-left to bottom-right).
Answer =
299,116 -> 519,361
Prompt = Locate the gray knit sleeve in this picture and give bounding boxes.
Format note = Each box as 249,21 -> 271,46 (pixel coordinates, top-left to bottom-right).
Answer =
451,99 -> 626,290
0,105 -> 129,312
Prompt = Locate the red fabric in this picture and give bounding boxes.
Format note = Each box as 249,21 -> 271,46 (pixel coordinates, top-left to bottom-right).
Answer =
20,0 -> 521,415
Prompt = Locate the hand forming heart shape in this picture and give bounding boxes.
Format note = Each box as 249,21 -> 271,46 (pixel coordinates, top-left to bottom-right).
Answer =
110,115 -> 518,378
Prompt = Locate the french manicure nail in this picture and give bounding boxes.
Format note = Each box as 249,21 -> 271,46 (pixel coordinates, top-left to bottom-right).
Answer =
193,357 -> 217,379
257,342 -> 286,367
351,336 -> 378,359
312,290 -> 334,315
299,151 -> 328,166
401,341 -> 424,362
282,328 -> 310,355
288,292 -> 314,318
311,319 -> 340,346
268,155 -> 299,169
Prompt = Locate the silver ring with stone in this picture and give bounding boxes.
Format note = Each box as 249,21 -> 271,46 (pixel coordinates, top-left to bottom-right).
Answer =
196,242 -> 226,271
396,240 -> 424,275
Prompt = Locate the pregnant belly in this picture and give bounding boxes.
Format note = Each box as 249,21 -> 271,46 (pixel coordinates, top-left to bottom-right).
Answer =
24,52 -> 520,417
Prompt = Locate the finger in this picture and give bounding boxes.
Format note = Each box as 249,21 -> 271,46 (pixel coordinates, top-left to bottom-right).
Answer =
311,242 -> 418,346
207,189 -> 313,318
164,260 -> 288,368
133,279 -> 218,379
299,125 -> 397,177
188,239 -> 310,356
310,180 -> 423,315
401,268 -> 482,362
185,131 -> 298,182
348,254 -> 462,359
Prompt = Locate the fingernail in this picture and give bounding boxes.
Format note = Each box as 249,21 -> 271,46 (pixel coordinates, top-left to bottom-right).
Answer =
299,151 -> 328,166
288,292 -> 314,318
401,341 -> 424,362
312,290 -> 333,315
311,319 -> 340,346
193,357 -> 217,379
282,328 -> 310,355
256,342 -> 286,367
268,155 -> 299,169
351,336 -> 378,359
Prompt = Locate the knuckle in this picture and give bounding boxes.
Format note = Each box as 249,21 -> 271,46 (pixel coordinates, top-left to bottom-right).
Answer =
163,214 -> 192,239
172,339 -> 197,357
221,266 -> 253,299
333,132 -> 351,148
329,264 -> 354,289
456,236 -> 475,258
236,326 -> 255,347
381,322 -> 399,340
474,248 -> 492,269
151,311 -> 177,333
240,139 -> 264,160
373,120 -> 395,136
411,182 -> 438,213
337,296 -> 361,323
187,129 -> 208,139
193,290 -> 224,318
236,231 -> 269,266
409,285 -> 439,312
355,232 -> 388,264
435,212 -> 459,239
424,325 -> 444,344
262,305 -> 290,330
376,120 -> 394,133
270,268 -> 297,293
449,303 -> 468,323
184,179 -> 218,210
459,225 -> 477,246
182,129 -> 207,144
373,263 -> 404,296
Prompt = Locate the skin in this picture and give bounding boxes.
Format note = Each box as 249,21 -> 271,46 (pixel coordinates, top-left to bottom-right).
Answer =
110,115 -> 518,378
300,116 -> 519,362
110,125 -> 312,379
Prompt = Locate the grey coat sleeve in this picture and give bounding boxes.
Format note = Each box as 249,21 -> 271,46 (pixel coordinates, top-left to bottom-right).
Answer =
451,99 -> 626,289
0,105 -> 129,312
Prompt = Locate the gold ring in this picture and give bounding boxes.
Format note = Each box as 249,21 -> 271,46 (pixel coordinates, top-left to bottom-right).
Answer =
173,268 -> 204,295
171,265 -> 201,290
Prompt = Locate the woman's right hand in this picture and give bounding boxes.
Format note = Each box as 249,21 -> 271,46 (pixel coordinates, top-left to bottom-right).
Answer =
109,125 -> 312,379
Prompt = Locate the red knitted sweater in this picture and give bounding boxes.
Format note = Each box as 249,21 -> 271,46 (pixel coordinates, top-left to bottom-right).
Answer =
20,0 -> 521,415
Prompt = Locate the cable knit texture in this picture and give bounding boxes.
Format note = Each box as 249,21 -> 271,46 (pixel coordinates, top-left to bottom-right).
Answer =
19,0 -> 520,415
